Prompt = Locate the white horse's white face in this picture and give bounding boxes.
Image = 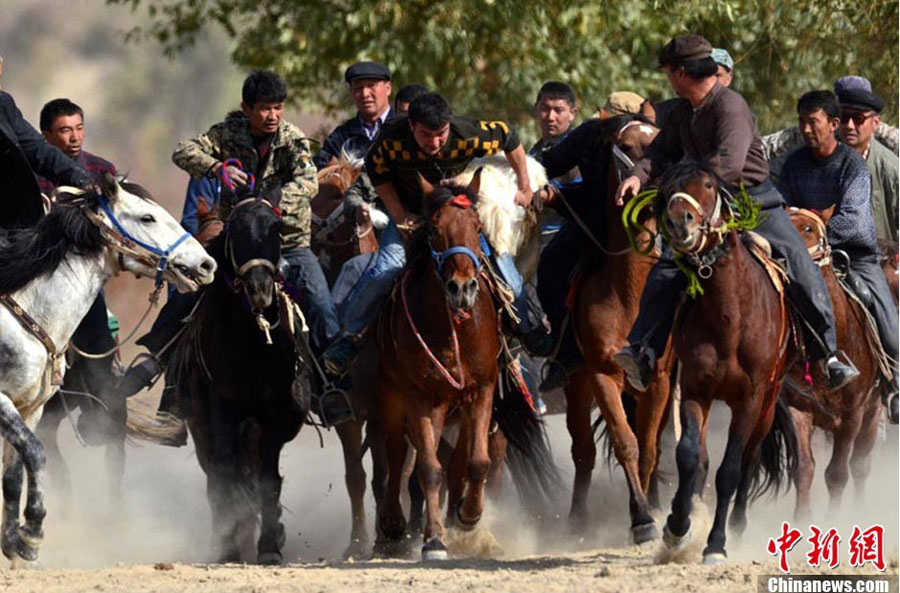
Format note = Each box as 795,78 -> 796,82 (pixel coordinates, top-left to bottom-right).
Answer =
98,176 -> 216,292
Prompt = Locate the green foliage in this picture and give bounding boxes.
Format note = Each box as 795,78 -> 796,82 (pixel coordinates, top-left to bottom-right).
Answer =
108,0 -> 898,137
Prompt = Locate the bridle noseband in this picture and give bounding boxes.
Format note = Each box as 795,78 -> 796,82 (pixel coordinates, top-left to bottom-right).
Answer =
429,194 -> 483,274
224,197 -> 280,285
666,186 -> 731,258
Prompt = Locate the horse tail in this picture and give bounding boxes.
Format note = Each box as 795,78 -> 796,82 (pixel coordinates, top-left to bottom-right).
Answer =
749,393 -> 799,501
495,372 -> 564,513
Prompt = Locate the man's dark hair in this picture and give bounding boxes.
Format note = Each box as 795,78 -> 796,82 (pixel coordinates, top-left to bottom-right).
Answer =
394,84 -> 428,110
679,58 -> 719,80
39,98 -> 84,131
408,93 -> 453,129
535,81 -> 576,106
242,70 -> 287,107
797,90 -> 840,120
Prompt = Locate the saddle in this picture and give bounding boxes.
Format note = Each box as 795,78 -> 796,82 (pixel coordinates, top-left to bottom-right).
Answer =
743,231 -> 787,294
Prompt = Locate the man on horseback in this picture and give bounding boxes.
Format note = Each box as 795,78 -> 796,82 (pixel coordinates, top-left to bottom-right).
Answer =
117,71 -> 346,420
778,90 -> 899,422
322,92 -> 553,375
613,34 -> 858,393
34,98 -> 122,441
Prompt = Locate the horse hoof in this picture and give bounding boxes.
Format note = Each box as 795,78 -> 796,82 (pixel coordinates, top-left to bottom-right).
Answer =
372,539 -> 409,559
702,551 -> 727,565
342,538 -> 369,561
455,505 -> 481,532
632,522 -> 660,545
421,538 -> 449,561
9,555 -> 41,570
257,551 -> 283,566
662,523 -> 691,551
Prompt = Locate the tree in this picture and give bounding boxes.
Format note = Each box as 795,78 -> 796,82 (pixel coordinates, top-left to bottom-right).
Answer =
110,0 -> 898,138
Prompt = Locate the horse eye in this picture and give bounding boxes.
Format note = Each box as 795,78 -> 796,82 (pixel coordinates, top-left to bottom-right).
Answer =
141,214 -> 156,224
704,181 -> 713,189
804,226 -> 812,233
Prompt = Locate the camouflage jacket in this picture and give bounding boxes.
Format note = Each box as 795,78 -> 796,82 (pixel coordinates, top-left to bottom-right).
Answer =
172,116 -> 317,249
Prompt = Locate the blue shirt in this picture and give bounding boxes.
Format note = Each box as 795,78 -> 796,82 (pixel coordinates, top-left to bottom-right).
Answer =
181,176 -> 221,236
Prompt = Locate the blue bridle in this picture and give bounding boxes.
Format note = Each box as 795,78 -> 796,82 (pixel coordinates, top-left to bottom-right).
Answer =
430,234 -> 490,273
97,194 -> 192,288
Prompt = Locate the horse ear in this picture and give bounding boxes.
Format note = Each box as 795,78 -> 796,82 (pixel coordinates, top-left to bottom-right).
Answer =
99,172 -> 119,202
640,100 -> 656,124
819,204 -> 836,225
418,173 -> 436,197
467,167 -> 483,196
596,108 -> 612,121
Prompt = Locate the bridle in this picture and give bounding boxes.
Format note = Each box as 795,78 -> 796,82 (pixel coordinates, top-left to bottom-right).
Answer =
224,197 -> 281,286
666,186 -> 732,258
788,207 -> 831,267
611,119 -> 658,184
428,194 -> 483,276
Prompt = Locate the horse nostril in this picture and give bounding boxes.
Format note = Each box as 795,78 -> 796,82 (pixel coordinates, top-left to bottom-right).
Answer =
446,280 -> 460,296
465,278 -> 478,295
201,259 -> 215,274
684,211 -> 695,225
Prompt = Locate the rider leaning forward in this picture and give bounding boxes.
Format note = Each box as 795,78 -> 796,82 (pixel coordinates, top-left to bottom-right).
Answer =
612,34 -> 859,394
322,92 -> 554,375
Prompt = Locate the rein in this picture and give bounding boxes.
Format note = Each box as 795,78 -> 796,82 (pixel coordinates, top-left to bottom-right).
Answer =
224,197 -> 280,285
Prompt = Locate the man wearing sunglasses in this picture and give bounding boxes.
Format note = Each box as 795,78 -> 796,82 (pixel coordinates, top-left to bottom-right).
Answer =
837,87 -> 898,244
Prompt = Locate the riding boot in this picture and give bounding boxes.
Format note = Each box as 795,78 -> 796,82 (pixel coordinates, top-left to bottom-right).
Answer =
312,373 -> 355,427
539,325 -> 583,392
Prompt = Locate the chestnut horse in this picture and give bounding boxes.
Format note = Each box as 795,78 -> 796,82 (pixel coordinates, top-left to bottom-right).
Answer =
785,207 -> 886,518
878,239 -> 898,305
312,155 -> 379,284
658,162 -> 796,564
564,110 -> 674,543
372,172 -> 502,560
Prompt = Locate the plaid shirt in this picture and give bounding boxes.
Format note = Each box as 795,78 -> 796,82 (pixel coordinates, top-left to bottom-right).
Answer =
36,149 -> 116,194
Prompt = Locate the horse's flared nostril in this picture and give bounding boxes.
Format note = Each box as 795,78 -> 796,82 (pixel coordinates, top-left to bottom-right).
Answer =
464,278 -> 478,297
446,280 -> 460,296
683,211 -> 695,225
201,259 -> 216,275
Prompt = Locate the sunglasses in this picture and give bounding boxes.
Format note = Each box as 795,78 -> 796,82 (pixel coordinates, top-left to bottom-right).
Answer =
839,111 -> 875,126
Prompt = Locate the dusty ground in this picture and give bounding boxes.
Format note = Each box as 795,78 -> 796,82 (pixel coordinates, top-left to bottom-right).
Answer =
14,398 -> 900,593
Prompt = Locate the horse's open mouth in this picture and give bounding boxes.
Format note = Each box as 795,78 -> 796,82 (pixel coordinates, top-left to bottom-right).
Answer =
170,264 -> 202,292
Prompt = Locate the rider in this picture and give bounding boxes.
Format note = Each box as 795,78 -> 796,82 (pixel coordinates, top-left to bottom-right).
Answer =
117,70 -> 348,421
613,34 -> 859,393
778,90 -> 899,423
535,91 -> 650,392
321,92 -> 553,375
35,98 -> 122,438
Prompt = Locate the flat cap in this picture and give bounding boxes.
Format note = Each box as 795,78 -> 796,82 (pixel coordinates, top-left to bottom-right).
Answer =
838,88 -> 884,113
711,48 -> 733,71
603,91 -> 646,116
658,34 -> 713,67
344,61 -> 391,83
834,75 -> 871,94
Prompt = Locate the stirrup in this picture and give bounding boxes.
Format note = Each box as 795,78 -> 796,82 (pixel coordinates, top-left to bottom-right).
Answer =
312,383 -> 355,428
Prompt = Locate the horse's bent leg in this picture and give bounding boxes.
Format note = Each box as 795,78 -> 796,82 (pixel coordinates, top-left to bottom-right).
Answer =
457,384 -> 494,529
1,443 -> 22,561
790,408 -> 815,521
728,412 -> 771,538
636,364 -> 671,493
665,397 -> 708,546
849,403 -> 881,501
335,418 -> 369,558
257,439 -> 286,565
702,400 -> 756,563
564,372 -> 595,529
825,410 -> 862,513
34,396 -> 71,505
589,371 -> 656,542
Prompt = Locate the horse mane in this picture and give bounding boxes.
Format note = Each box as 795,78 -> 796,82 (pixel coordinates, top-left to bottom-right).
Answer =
0,194 -> 104,295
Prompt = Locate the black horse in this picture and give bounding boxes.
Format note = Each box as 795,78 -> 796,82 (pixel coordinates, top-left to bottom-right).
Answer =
170,196 -> 310,564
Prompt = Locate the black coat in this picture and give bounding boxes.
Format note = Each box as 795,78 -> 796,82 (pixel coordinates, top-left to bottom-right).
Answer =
313,108 -> 394,169
0,91 -> 90,228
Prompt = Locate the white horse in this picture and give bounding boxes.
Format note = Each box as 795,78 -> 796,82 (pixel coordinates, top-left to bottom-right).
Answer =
453,154 -> 548,281
0,173 -> 215,566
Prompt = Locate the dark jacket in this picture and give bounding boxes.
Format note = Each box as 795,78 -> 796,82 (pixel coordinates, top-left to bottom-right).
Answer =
0,91 -> 90,228
313,108 -> 395,169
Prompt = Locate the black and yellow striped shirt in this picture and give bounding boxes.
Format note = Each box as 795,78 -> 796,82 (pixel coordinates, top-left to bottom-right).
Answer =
365,115 -> 520,214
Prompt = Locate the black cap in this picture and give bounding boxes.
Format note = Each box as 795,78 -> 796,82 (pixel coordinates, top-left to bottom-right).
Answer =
658,34 -> 713,67
838,88 -> 884,113
344,61 -> 391,83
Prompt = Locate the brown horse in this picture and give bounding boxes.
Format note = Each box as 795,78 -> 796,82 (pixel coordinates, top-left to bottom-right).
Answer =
372,172 -> 502,560
563,109 -> 674,543
785,207 -> 885,519
312,155 -> 379,284
658,162 -> 797,564
878,239 -> 898,305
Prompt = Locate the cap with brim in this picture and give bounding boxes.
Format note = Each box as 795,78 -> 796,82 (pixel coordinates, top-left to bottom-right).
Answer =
658,34 -> 713,67
834,75 -> 871,95
603,91 -> 646,116
838,88 -> 884,113
711,48 -> 733,71
344,61 -> 391,83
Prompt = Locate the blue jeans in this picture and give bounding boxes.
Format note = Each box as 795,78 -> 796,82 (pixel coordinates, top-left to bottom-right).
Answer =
281,247 -> 340,355
339,219 -> 532,336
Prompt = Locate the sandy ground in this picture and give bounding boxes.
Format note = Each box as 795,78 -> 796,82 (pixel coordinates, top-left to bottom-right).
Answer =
12,396 -> 899,592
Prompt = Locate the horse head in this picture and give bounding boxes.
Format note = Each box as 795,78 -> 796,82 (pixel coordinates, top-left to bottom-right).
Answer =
420,171 -> 484,313
658,162 -> 729,257
604,112 -> 659,186
224,197 -> 282,311
95,173 -> 216,292
788,206 -> 834,266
